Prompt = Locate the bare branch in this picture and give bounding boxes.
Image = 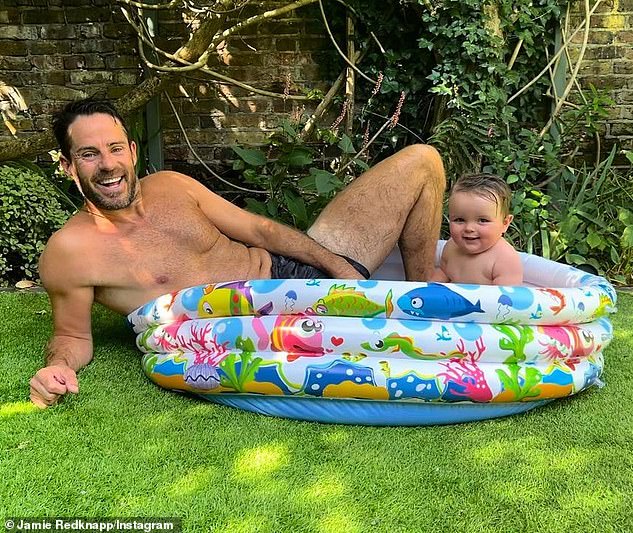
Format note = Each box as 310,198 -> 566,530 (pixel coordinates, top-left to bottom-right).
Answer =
508,0 -> 603,104
318,0 -> 375,85
336,118 -> 391,175
115,0 -> 183,10
300,50 -> 363,140
164,92 -> 266,194
539,0 -> 591,139
0,77 -> 164,161
210,0 -> 319,48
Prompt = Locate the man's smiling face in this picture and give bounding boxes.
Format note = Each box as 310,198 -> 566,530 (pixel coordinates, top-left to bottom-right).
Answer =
62,113 -> 139,211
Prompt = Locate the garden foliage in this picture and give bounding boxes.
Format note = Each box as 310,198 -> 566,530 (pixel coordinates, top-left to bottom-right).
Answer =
231,0 -> 633,283
0,164 -> 74,286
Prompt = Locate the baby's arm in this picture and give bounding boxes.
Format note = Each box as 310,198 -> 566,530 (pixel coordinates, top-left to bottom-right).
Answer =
491,242 -> 524,285
429,241 -> 453,282
430,267 -> 450,282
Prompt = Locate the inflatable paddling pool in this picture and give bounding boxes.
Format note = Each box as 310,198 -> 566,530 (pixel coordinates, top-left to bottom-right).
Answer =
128,244 -> 616,426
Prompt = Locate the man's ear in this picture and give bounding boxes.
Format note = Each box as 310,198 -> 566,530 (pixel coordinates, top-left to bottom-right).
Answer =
130,140 -> 138,168
60,154 -> 72,176
60,155 -> 84,195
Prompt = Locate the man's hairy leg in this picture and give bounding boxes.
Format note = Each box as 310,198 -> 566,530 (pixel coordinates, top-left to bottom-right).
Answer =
307,144 -> 446,280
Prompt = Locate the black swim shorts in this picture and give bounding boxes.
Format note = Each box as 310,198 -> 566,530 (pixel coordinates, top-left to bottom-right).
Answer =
270,253 -> 370,280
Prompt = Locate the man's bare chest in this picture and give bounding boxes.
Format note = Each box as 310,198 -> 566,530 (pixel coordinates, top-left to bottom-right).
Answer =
89,207 -> 219,284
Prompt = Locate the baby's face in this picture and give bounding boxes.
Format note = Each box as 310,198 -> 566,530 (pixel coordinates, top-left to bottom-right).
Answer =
448,191 -> 512,255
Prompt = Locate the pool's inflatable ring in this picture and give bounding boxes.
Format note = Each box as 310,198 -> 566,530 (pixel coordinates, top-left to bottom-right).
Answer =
128,244 -> 616,426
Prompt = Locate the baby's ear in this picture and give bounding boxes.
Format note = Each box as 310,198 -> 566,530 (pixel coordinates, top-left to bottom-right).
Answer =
502,214 -> 513,231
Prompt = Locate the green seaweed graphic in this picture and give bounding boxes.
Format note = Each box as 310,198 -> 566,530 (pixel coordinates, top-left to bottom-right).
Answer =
219,336 -> 263,392
137,323 -> 161,352
496,363 -> 542,401
492,324 -> 535,363
142,352 -> 159,374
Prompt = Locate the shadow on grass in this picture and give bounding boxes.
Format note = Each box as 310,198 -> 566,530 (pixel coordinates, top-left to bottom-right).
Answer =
1,292 -> 632,532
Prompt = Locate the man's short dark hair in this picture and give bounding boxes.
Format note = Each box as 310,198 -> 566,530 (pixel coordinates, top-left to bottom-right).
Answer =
52,98 -> 129,159
451,173 -> 513,217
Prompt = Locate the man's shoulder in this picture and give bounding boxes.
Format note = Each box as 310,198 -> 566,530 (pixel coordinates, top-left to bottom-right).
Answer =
39,219 -> 92,291
40,215 -> 92,268
141,170 -> 195,189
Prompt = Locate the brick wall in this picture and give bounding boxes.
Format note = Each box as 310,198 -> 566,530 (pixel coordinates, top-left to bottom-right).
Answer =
155,2 -> 331,175
0,1 -> 141,133
568,0 -> 633,163
0,1 -> 332,177
1,1 -> 632,171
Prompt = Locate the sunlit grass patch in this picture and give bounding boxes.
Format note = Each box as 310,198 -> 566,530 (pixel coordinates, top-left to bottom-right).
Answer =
1,291 -> 632,532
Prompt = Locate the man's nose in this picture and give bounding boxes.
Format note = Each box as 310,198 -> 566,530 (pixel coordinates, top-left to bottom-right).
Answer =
99,151 -> 116,170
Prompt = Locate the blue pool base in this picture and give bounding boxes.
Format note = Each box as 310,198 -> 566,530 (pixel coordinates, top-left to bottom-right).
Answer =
200,394 -> 552,426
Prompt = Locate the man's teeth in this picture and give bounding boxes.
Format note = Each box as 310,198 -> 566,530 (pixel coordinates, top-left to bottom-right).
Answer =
100,177 -> 121,185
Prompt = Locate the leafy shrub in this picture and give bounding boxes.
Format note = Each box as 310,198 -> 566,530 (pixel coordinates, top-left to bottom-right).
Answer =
232,120 -> 362,230
508,146 -> 633,278
0,164 -> 74,286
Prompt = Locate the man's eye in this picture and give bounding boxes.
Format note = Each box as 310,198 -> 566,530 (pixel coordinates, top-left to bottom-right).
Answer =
112,146 -> 124,153
80,152 -> 97,160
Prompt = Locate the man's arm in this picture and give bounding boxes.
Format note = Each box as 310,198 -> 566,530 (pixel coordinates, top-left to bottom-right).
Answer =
178,173 -> 363,278
30,236 -> 95,408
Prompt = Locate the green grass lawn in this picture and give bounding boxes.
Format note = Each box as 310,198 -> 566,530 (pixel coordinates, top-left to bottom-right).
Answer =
1,291 -> 632,533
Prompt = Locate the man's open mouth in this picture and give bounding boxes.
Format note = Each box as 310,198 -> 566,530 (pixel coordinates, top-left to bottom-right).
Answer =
97,176 -> 124,189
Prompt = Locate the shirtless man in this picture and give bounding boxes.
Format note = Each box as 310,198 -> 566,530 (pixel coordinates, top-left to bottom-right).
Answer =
29,98 -> 446,408
431,173 -> 523,285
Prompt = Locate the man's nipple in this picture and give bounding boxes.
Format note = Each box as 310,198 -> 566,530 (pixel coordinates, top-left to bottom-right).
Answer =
156,275 -> 169,285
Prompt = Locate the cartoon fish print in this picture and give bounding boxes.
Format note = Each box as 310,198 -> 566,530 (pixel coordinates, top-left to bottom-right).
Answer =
307,284 -> 393,318
362,333 -> 425,359
397,283 -> 484,320
197,281 -> 272,317
436,325 -> 452,341
270,314 -> 325,362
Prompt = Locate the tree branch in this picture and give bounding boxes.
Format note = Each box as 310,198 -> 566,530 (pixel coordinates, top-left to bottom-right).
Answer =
0,76 -> 165,162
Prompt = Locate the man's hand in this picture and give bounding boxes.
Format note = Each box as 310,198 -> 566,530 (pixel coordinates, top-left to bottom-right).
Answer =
329,260 -> 364,279
29,365 -> 79,408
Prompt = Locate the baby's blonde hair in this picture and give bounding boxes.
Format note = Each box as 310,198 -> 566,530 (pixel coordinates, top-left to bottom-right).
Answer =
451,173 -> 512,217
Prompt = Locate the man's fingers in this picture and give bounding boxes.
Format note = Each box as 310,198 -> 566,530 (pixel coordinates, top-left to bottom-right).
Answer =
29,366 -> 79,408
63,373 -> 79,394
54,368 -> 79,394
29,380 -> 60,408
29,391 -> 56,409
41,375 -> 70,395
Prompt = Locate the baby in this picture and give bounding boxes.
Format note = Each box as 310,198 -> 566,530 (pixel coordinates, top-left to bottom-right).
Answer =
431,173 -> 523,285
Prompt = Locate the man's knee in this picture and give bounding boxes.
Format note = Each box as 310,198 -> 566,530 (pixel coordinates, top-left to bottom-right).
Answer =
400,143 -> 438,158
399,144 -> 445,186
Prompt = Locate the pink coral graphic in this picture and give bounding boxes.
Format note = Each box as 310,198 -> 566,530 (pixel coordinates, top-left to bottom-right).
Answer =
438,338 -> 493,402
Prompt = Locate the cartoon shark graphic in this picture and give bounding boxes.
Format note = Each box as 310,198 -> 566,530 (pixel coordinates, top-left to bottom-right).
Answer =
397,283 -> 484,320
